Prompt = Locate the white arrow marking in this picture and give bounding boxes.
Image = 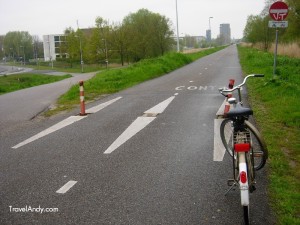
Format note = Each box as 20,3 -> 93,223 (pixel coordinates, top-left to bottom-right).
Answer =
12,116 -> 86,149
144,96 -> 175,114
104,96 -> 175,154
12,97 -> 122,149
104,117 -> 156,154
86,96 -> 122,113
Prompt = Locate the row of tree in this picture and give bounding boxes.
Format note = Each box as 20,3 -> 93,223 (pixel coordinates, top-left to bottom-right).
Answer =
1,8 -> 227,65
62,9 -> 175,66
1,31 -> 44,62
243,0 -> 300,50
0,9 -> 175,65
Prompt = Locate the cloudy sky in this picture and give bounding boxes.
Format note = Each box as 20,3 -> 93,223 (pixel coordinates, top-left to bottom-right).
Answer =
0,0 -> 266,39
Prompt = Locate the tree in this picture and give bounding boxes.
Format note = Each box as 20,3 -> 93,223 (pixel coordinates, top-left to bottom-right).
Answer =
283,0 -> 300,42
32,35 -> 44,61
3,31 -> 33,62
243,0 -> 300,46
87,17 -> 110,65
110,22 -> 130,66
0,35 -> 4,60
64,27 -> 79,67
122,9 -> 174,61
63,9 -> 175,65
243,15 -> 272,50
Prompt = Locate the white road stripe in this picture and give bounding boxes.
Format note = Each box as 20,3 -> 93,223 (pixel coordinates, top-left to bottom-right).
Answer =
104,96 -> 176,154
104,117 -> 156,154
12,116 -> 86,149
86,96 -> 122,114
56,180 -> 77,194
213,118 -> 226,161
216,99 -> 226,117
144,96 -> 175,114
12,97 -> 122,149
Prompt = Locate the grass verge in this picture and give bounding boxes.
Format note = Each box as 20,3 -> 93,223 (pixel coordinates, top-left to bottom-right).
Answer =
46,46 -> 225,116
0,73 -> 72,95
238,45 -> 300,224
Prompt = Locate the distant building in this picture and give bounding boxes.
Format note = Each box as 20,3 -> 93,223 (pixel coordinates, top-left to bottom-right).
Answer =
172,35 -> 205,49
43,34 -> 67,62
219,24 -> 231,45
206,30 -> 211,42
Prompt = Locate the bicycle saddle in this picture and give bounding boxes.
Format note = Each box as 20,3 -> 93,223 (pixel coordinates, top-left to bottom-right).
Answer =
226,103 -> 253,118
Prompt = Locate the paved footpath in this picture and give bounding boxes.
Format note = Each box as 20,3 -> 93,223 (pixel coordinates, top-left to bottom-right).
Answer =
0,71 -> 95,134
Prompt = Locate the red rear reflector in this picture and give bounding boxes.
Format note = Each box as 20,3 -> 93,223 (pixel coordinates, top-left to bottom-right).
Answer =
240,171 -> 247,184
234,143 -> 250,152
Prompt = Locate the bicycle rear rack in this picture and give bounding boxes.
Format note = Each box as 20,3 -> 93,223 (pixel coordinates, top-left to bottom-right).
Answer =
234,131 -> 251,146
225,131 -> 252,196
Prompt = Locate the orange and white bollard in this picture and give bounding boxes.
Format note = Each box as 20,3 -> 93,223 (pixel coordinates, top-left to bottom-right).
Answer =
79,80 -> 87,116
224,79 -> 235,116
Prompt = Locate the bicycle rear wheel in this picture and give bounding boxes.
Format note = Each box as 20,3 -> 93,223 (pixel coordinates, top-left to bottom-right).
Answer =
243,206 -> 250,225
220,118 -> 234,157
220,119 -> 268,170
245,121 -> 268,171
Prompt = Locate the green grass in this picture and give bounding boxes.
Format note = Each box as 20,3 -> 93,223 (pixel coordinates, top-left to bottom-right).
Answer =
54,52 -> 192,111
49,47 -> 226,115
238,45 -> 300,224
0,73 -> 72,95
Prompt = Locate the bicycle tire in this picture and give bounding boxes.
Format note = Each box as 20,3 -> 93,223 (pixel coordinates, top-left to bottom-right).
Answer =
245,121 -> 268,171
220,119 -> 268,170
243,206 -> 250,225
220,119 -> 234,156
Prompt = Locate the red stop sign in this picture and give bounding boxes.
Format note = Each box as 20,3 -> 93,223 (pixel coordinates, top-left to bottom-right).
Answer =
269,1 -> 289,21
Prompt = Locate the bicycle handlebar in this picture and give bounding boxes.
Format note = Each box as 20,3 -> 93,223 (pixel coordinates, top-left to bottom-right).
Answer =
219,74 -> 264,93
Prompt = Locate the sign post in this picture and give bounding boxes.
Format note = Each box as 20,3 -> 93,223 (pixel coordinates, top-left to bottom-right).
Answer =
269,1 -> 289,78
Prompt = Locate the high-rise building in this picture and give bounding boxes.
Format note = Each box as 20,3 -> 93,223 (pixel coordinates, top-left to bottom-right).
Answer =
219,24 -> 231,45
206,29 -> 211,42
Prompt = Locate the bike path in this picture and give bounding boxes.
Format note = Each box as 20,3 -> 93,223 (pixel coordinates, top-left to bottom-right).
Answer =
0,45 -> 274,224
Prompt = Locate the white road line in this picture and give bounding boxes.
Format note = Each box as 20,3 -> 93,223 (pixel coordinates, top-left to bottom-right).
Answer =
104,117 -> 156,154
86,96 -> 122,114
12,97 -> 122,149
213,118 -> 226,161
144,96 -> 175,114
56,180 -> 77,194
12,116 -> 86,149
216,99 -> 226,117
104,96 -> 176,154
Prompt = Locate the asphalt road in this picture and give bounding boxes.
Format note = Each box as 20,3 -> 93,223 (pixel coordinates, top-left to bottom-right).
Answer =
0,45 -> 274,224
0,65 -> 33,75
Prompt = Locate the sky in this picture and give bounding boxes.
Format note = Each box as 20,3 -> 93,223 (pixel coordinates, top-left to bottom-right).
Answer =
0,0 -> 266,39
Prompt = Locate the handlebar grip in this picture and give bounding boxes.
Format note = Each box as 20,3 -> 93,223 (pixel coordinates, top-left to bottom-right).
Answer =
254,74 -> 264,77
